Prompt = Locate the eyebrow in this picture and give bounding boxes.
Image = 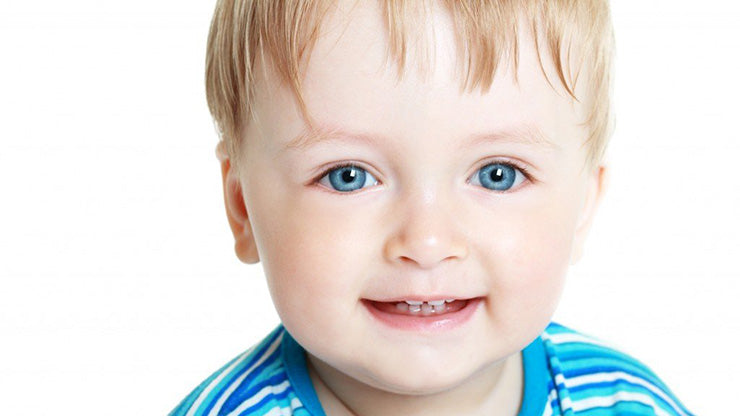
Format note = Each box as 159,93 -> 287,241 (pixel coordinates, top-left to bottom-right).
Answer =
284,122 -> 560,151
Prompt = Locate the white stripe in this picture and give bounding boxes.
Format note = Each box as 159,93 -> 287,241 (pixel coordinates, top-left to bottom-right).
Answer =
263,408 -> 282,416
540,389 -> 557,416
571,390 -> 671,416
208,334 -> 285,416
185,345 -> 257,416
289,397 -> 303,411
261,402 -> 299,416
283,397 -> 303,415
542,332 -> 615,349
565,371 -> 689,416
224,380 -> 291,416
560,396 -> 572,410
554,373 -> 566,387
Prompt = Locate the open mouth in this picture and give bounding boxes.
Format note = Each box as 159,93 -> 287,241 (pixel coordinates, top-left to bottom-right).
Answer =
369,299 -> 469,316
361,297 -> 482,331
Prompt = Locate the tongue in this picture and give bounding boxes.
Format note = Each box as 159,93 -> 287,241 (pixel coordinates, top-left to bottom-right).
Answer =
371,299 -> 468,316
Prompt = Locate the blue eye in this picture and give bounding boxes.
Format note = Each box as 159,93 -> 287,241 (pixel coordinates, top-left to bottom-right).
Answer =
471,162 -> 525,191
318,164 -> 379,193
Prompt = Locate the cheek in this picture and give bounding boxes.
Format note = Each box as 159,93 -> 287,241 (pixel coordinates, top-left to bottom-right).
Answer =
246,187 -> 373,339
480,191 -> 582,328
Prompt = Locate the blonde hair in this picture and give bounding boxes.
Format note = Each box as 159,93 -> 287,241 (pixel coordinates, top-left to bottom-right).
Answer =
206,0 -> 614,169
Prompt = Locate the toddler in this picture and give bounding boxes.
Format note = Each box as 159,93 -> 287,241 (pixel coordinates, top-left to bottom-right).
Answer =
171,0 -> 693,414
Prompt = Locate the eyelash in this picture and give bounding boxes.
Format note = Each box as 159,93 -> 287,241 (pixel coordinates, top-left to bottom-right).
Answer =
312,159 -> 533,193
312,162 -> 376,193
474,158 -> 533,193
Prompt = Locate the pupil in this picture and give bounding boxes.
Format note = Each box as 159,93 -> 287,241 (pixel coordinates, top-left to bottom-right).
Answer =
341,169 -> 356,183
490,168 -> 504,182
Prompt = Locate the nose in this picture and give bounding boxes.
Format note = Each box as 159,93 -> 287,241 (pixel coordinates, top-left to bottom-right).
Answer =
384,190 -> 468,269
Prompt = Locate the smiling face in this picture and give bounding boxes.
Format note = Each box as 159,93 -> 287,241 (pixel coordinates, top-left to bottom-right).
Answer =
222,0 -> 606,410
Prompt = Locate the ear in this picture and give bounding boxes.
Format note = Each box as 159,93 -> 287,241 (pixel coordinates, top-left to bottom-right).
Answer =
218,143 -> 260,264
570,163 -> 609,265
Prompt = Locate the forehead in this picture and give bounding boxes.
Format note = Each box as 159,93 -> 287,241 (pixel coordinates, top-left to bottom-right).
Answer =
251,0 -> 588,155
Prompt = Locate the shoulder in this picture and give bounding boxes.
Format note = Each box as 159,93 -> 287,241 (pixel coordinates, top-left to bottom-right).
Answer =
540,322 -> 693,416
169,326 -> 307,416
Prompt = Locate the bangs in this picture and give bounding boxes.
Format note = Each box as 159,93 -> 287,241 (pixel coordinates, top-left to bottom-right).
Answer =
206,0 -> 614,167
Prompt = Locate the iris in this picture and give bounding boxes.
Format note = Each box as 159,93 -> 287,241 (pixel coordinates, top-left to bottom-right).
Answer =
477,163 -> 517,191
327,165 -> 371,192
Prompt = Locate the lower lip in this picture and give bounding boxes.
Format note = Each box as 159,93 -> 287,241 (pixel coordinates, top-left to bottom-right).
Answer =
362,298 -> 482,332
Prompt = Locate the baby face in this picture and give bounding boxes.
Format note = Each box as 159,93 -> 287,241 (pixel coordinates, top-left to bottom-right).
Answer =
228,1 -> 604,398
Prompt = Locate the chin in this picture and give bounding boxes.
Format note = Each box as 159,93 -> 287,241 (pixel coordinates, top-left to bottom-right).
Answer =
360,362 -> 473,396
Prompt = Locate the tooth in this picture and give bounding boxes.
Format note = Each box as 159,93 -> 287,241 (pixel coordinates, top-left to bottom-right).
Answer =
445,299 -> 456,303
421,304 -> 434,314
405,300 -> 423,306
395,302 -> 409,311
409,304 -> 422,313
428,300 -> 445,306
432,304 -> 446,313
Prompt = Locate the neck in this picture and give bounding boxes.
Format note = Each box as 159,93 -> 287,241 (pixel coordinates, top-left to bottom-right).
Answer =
306,352 -> 523,416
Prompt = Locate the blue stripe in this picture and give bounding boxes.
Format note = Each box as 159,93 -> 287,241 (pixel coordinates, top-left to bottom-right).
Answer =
557,351 -> 667,390
568,365 -> 689,414
556,355 -> 687,414
199,332 -> 284,416
544,321 -> 577,335
170,378 -> 211,416
220,371 -> 290,415
575,397 -> 658,416
543,323 -> 692,416
569,378 -> 680,414
239,371 -> 288,398
543,323 -> 680,404
554,343 -> 658,376
561,364 -> 664,389
235,385 -> 297,416
194,328 -> 284,415
168,341 -> 264,416
547,393 -> 563,415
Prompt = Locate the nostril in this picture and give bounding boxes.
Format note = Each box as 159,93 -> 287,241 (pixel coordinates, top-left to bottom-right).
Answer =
399,256 -> 415,264
398,253 -> 463,267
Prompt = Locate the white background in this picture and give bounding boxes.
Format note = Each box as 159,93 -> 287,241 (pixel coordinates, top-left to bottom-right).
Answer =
1,1 -> 737,414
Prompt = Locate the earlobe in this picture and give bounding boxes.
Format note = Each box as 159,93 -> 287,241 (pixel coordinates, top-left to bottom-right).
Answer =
570,164 -> 609,265
220,151 -> 260,265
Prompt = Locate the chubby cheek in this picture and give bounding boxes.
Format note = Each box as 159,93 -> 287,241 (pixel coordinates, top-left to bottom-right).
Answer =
481,192 -> 581,339
248,188 -> 373,348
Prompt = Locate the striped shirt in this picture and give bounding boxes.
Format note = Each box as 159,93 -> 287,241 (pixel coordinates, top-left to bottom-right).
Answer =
169,322 -> 693,415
